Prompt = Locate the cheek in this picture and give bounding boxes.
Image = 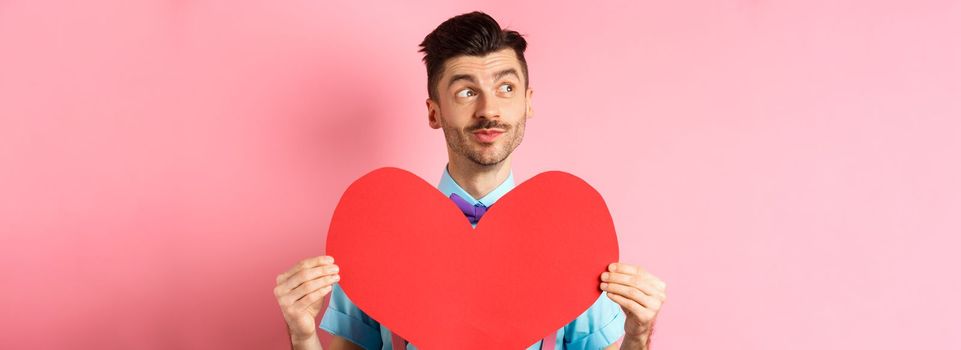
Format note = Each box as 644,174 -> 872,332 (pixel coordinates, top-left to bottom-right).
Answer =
506,101 -> 528,119
442,107 -> 473,127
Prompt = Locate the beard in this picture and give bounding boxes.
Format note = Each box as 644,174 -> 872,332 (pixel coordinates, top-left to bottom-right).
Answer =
440,116 -> 526,166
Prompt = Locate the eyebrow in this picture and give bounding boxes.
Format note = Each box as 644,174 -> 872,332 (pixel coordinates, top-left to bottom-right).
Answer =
447,68 -> 521,89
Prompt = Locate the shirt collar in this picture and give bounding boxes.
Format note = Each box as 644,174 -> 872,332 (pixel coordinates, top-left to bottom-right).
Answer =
437,164 -> 515,207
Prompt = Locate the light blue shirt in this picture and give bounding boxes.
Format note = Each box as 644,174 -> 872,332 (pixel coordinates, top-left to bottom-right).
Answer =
319,165 -> 626,349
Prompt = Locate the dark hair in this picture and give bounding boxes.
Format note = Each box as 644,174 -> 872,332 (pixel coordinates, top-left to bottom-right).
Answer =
419,11 -> 529,101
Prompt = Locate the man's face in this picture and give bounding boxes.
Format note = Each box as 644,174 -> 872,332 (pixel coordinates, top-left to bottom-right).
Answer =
427,48 -> 534,166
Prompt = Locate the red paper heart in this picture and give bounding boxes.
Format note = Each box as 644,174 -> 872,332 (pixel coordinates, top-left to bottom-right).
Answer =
326,167 -> 619,349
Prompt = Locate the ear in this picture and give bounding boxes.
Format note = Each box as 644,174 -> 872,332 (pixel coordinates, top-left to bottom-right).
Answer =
427,98 -> 442,129
525,87 -> 534,119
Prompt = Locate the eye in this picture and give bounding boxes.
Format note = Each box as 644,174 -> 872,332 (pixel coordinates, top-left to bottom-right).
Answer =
498,83 -> 514,93
456,89 -> 476,98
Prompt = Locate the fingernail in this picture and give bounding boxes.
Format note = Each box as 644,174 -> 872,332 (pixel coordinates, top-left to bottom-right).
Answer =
609,263 -> 617,271
601,272 -> 609,280
600,282 -> 608,289
333,274 -> 340,281
331,266 -> 340,273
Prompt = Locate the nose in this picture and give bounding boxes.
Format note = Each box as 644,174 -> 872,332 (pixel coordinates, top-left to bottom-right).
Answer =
473,93 -> 501,120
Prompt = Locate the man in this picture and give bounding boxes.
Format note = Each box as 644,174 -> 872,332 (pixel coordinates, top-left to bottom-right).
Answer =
273,11 -> 667,350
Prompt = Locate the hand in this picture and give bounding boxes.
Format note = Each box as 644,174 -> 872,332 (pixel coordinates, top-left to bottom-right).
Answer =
274,255 -> 341,342
600,263 -> 667,346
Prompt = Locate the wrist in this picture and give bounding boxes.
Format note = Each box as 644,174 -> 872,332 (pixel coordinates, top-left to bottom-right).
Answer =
620,333 -> 650,350
290,331 -> 320,346
288,326 -> 319,344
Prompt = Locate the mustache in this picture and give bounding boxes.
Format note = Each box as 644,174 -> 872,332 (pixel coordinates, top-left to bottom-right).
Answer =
467,120 -> 510,132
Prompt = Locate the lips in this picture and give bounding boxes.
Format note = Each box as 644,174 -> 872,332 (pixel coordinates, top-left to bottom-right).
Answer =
472,129 -> 504,143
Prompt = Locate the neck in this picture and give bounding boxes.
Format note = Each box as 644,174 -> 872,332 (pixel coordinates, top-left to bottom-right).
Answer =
446,153 -> 512,200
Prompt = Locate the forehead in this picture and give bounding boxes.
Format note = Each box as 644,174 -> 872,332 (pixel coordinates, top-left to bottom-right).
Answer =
441,48 -> 523,83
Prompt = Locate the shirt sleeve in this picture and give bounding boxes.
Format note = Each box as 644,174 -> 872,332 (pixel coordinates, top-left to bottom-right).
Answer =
562,292 -> 626,349
319,283 -> 384,350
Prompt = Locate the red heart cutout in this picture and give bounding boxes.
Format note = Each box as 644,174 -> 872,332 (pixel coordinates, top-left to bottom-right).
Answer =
326,167 -> 619,349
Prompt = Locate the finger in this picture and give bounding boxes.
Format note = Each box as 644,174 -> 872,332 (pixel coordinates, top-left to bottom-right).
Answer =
280,273 -> 341,306
276,255 -> 335,284
605,287 -> 639,311
635,280 -> 668,302
601,264 -> 667,294
632,270 -> 666,292
652,276 -> 667,291
283,264 -> 340,291
601,271 -> 638,287
602,282 -> 662,311
608,262 -> 642,275
280,285 -> 333,321
303,287 -> 332,317
606,289 -> 654,319
603,272 -> 666,300
294,273 -> 340,301
294,285 -> 333,311
276,256 -> 335,284
274,264 -> 339,297
608,293 -> 657,323
307,286 -> 331,310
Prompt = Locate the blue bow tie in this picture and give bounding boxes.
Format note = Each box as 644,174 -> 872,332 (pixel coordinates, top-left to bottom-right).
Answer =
449,193 -> 488,224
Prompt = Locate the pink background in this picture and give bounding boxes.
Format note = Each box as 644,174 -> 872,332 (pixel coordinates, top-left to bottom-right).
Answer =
2,1 -> 959,349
